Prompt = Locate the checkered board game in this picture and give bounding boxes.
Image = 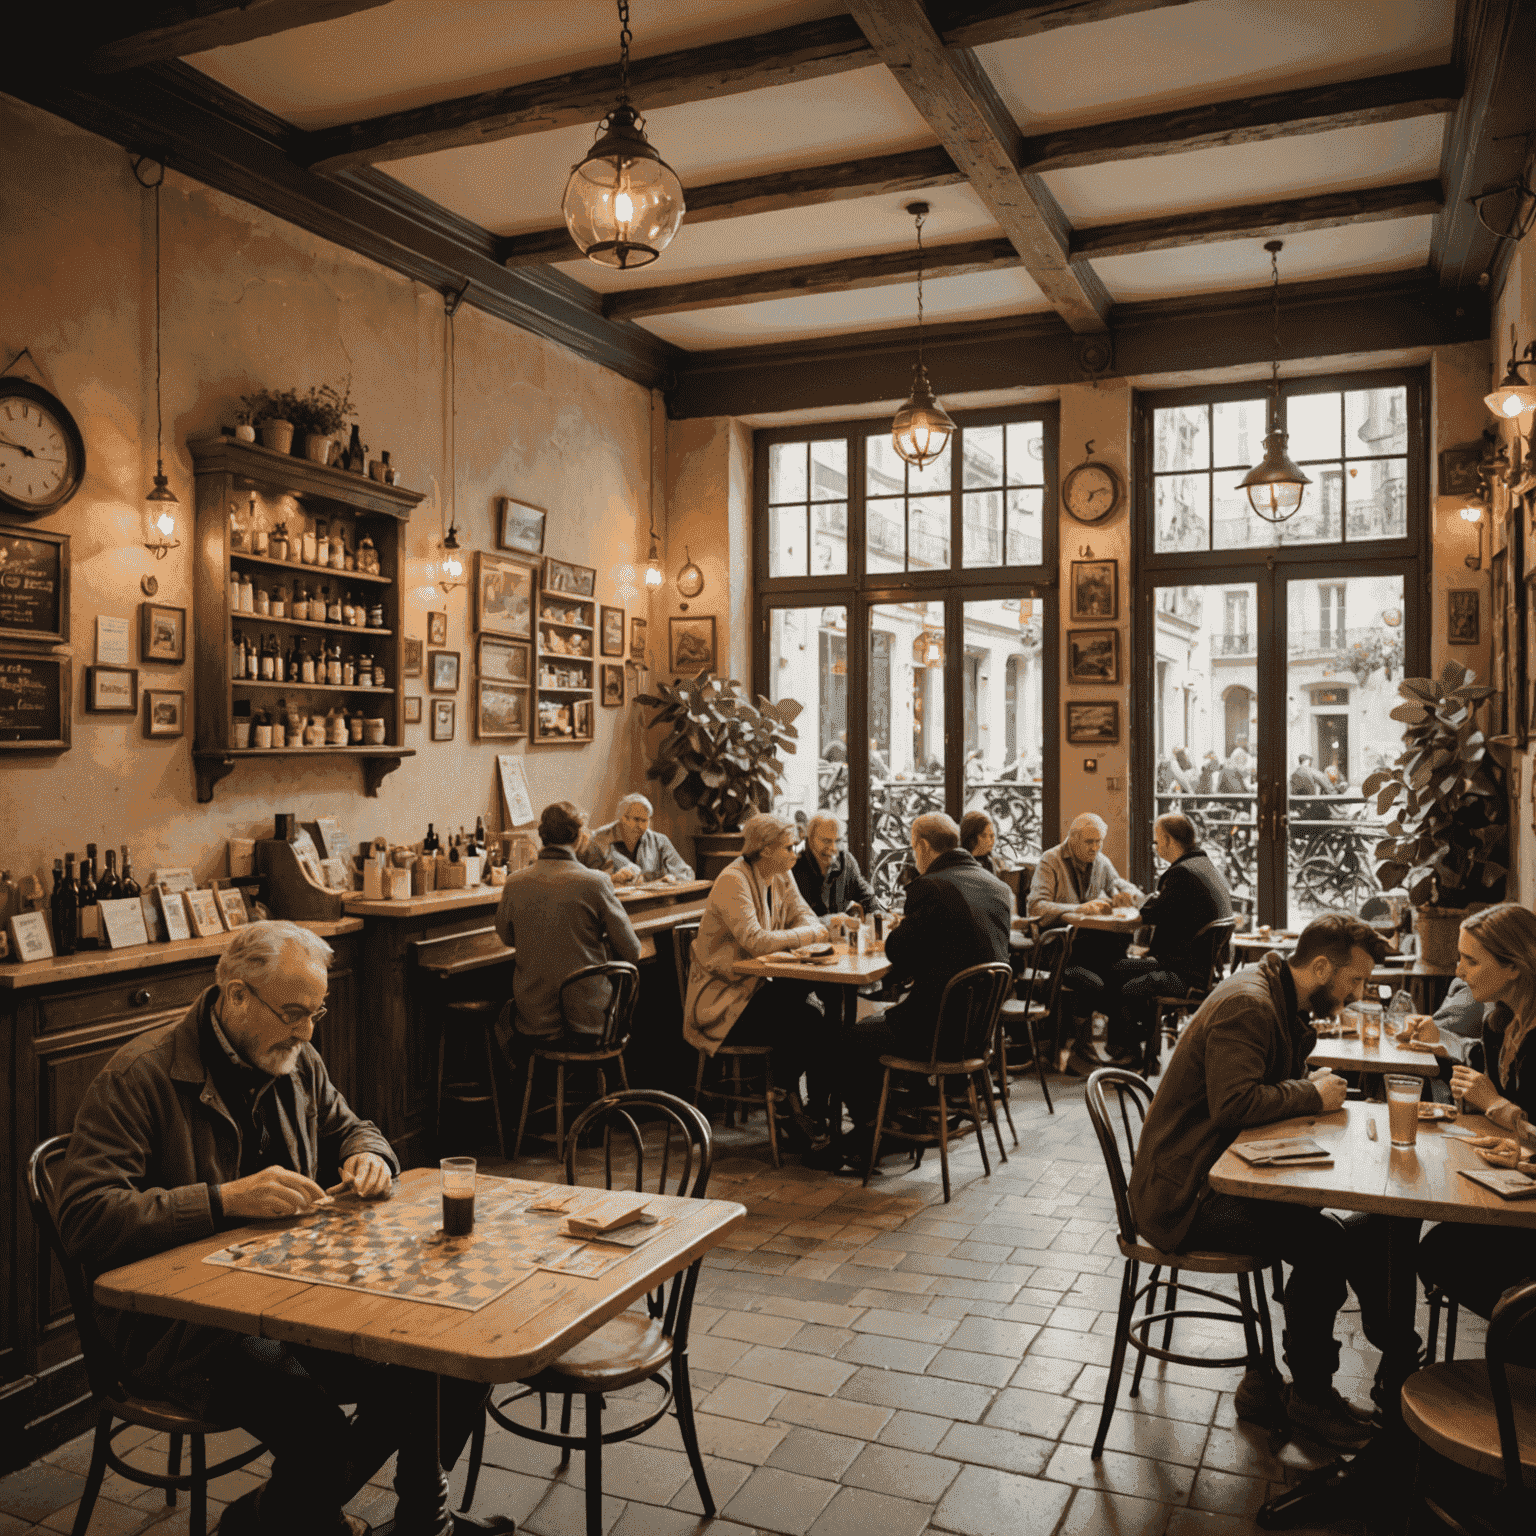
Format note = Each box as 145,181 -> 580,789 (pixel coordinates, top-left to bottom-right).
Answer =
203,1177 -> 668,1310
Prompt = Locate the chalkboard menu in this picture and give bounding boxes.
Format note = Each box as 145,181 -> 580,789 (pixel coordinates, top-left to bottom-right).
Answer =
0,524 -> 69,645
0,649 -> 70,750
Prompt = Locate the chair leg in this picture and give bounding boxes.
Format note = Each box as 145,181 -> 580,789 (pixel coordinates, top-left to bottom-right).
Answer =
1236,1271 -> 1262,1367
977,1067 -> 1007,1165
189,1434 -> 207,1536
617,1051 -> 630,1092
1030,1017 -> 1054,1115
761,1057 -> 781,1169
1270,1261 -> 1284,1303
480,1027 -> 507,1160
554,1063 -> 567,1156
936,1079 -> 952,1203
672,1354 -> 715,1518
1444,1299 -> 1458,1362
864,1070 -> 892,1187
69,1414 -> 112,1536
994,1034 -> 1018,1145
514,1051 -> 537,1160
726,1056 -> 741,1128
1159,1268 -> 1180,1354
1092,1259 -> 1138,1460
1425,1288 -> 1442,1365
166,1432 -> 183,1507
558,1393 -> 573,1471
460,1410 -> 485,1511
692,1049 -> 706,1107
967,1076 -> 993,1177
583,1392 -> 604,1536
1255,1268 -> 1276,1368
1130,1264 -> 1165,1398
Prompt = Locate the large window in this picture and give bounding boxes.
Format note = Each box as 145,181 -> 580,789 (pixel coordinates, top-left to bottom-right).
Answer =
756,408 -> 1058,896
1135,369 -> 1427,923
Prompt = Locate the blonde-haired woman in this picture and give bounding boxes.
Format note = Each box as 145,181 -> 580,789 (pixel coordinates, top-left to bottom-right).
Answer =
684,812 -> 829,1146
1416,903 -> 1536,1330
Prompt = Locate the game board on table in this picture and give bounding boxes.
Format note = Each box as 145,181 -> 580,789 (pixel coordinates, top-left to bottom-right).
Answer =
204,1176 -> 671,1310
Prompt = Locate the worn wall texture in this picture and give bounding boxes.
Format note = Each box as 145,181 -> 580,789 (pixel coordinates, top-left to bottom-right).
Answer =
0,95 -> 660,888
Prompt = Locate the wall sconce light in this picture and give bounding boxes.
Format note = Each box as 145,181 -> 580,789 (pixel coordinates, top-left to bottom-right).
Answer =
1460,501 -> 1484,570
1485,325 -> 1536,419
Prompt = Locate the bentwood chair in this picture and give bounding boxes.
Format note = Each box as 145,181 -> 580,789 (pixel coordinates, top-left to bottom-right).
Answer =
1143,916 -> 1237,1076
864,962 -> 1013,1202
26,1137 -> 266,1536
462,1091 -> 716,1536
999,914 -> 1056,1117
1401,1278 -> 1536,1535
514,961 -> 640,1158
1083,1070 -> 1277,1461
679,922 -> 784,1167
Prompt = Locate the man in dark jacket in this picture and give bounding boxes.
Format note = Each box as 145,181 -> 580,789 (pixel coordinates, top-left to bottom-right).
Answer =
1126,914 -> 1415,1451
56,921 -> 485,1536
792,811 -> 880,920
1100,813 -> 1232,1060
835,813 -> 1010,1147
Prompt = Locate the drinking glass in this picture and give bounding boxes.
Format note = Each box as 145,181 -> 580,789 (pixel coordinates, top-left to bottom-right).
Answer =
1357,1002 -> 1383,1045
1385,1075 -> 1421,1148
440,1156 -> 477,1236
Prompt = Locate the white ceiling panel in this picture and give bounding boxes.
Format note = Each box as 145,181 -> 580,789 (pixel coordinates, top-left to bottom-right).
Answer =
187,0 -> 847,130
1047,115 -> 1447,227
637,267 -> 1050,349
979,0 -> 1454,132
553,185 -> 999,293
381,65 -> 936,235
1093,214 -> 1435,302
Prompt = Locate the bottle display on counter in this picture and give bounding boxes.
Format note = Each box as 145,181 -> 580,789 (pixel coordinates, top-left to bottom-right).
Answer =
475,816 -> 486,856
424,823 -> 439,855
77,845 -> 100,949
119,847 -> 140,900
97,848 -> 121,904
53,855 -> 79,956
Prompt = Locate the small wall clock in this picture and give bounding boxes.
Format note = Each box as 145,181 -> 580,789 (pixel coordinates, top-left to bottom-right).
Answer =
0,378 -> 86,518
1062,444 -> 1122,525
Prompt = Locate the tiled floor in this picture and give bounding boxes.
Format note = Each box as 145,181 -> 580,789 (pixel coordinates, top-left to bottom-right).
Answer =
1,1073 -> 1480,1536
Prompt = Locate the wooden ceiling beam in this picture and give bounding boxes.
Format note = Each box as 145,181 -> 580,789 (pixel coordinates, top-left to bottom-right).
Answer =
86,1 -> 393,73
301,16 -> 873,175
937,0 -> 1197,48
496,146 -> 965,269
848,0 -> 1109,332
1021,65 -> 1461,172
1070,179 -> 1445,260
602,237 -> 1020,320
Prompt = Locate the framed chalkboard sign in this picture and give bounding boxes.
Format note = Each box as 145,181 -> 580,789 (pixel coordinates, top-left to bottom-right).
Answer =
0,648 -> 70,750
0,524 -> 69,646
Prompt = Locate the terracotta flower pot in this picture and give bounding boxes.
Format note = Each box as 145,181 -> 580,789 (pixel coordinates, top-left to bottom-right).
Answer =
694,832 -> 746,881
302,433 -> 335,464
1413,906 -> 1463,970
257,419 -> 295,453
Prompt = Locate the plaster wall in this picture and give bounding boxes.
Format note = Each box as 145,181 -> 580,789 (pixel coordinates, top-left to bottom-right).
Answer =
0,96 -> 658,890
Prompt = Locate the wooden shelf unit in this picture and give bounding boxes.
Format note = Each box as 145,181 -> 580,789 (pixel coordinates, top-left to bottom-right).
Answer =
191,436 -> 423,802
533,594 -> 596,744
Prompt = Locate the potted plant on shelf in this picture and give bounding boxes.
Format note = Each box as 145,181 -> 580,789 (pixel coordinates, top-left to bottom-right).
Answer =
636,674 -> 802,878
286,378 -> 355,465
241,388 -> 300,454
1363,661 -> 1507,969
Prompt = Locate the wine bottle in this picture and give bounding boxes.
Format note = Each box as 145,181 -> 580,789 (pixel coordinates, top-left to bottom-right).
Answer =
449,835 -> 461,864
98,848 -> 121,904
55,854 -> 79,956
424,823 -> 439,854
78,844 -> 100,949
119,847 -> 141,900
474,815 -> 486,856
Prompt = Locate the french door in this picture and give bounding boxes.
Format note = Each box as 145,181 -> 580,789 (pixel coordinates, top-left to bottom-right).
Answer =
1140,561 -> 1421,926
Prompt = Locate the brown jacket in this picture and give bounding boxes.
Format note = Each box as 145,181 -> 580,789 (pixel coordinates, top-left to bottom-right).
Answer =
1127,950 -> 1323,1252
56,987 -> 396,1414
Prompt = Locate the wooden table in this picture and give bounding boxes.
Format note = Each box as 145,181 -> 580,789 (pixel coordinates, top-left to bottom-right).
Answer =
1210,1108 -> 1536,1409
95,1168 -> 745,1536
1062,909 -> 1143,934
732,943 -> 891,1029
1307,1033 -> 1442,1079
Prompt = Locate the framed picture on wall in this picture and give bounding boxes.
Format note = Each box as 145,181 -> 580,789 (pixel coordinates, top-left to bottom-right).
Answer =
1447,590 -> 1480,645
630,617 -> 647,661
431,698 -> 456,742
1066,701 -> 1119,744
600,663 -> 624,707
477,635 -> 529,684
140,602 -> 186,664
497,496 -> 546,555
476,679 -> 527,739
600,605 -> 625,657
543,557 -> 596,598
475,552 -> 536,639
144,688 -> 185,739
1066,628 -> 1120,685
85,665 -> 138,713
403,695 -> 422,724
1069,560 -> 1117,622
429,650 -> 460,692
427,612 -> 448,647
669,615 -> 716,674
0,525 -> 69,646
404,637 -> 424,676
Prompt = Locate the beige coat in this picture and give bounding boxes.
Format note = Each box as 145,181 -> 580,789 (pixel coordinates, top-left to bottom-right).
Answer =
683,857 -> 823,1054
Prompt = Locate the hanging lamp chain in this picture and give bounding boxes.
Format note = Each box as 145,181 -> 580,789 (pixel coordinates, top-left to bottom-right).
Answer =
617,0 -> 632,105
1268,242 -> 1281,424
915,207 -> 927,375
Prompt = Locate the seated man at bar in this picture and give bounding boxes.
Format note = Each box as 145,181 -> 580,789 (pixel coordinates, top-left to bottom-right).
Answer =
835,813 -> 1011,1163
793,812 -> 879,922
56,921 -> 487,1536
595,792 -> 694,885
1029,812 -> 1142,1063
1127,913 -> 1414,1449
683,812 -> 828,1149
496,799 -> 642,1067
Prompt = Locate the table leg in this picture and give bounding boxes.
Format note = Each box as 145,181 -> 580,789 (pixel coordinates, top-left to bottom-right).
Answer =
386,1376 -> 516,1536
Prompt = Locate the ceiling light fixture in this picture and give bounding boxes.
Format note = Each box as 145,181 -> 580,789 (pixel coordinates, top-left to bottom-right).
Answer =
437,284 -> 468,597
1485,325 -> 1536,419
563,0 -> 685,270
891,202 -> 955,470
1238,240 -> 1311,523
134,156 -> 180,558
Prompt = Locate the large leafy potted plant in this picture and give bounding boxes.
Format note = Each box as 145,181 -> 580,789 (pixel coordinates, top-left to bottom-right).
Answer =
1363,661 -> 1507,968
637,674 -> 802,877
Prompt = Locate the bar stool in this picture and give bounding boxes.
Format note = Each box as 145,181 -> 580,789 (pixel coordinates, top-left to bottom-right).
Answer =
675,922 -> 783,1169
437,999 -> 506,1158
514,962 -> 640,1158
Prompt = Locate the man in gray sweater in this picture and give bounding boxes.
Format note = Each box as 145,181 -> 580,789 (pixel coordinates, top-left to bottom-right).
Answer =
496,800 -> 642,1055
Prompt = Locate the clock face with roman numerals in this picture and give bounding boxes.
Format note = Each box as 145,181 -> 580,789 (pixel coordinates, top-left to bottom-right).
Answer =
0,378 -> 86,518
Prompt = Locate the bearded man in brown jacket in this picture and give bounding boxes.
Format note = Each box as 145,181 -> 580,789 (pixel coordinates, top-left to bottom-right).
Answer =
1128,914 -> 1418,1452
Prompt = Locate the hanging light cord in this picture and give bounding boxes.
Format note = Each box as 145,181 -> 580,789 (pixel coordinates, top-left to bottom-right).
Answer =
914,207 -> 927,376
446,301 -> 456,540
1267,242 -> 1282,426
133,156 -> 168,473
617,0 -> 632,105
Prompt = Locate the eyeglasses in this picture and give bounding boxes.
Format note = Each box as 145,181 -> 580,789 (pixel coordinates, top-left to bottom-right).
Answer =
238,980 -> 326,1027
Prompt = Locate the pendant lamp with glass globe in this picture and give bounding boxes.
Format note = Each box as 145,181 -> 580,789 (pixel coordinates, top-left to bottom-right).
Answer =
563,0 -> 686,270
891,202 -> 956,470
1485,326 -> 1536,419
135,156 -> 180,558
1238,241 -> 1311,523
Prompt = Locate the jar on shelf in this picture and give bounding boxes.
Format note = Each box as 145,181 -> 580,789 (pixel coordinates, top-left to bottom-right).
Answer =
357,654 -> 373,688
255,586 -> 270,616
229,500 -> 247,551
305,714 -> 324,747
326,709 -> 347,746
330,530 -> 346,570
229,574 -> 241,612
348,712 -> 363,744
238,574 -> 255,613
368,598 -> 384,628
372,658 -> 386,687
272,522 -> 290,562
341,593 -> 355,627
358,536 -> 377,575
251,526 -> 269,557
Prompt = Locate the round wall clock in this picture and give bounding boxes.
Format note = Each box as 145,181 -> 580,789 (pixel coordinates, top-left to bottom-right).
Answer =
1062,458 -> 1122,524
0,378 -> 86,518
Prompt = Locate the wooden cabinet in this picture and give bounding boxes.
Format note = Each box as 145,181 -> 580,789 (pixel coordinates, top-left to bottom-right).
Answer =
533,591 -> 596,743
189,438 -> 424,802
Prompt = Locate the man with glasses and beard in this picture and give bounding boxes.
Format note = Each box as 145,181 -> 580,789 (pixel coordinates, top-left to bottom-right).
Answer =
56,921 -> 487,1536
1127,914 -> 1416,1453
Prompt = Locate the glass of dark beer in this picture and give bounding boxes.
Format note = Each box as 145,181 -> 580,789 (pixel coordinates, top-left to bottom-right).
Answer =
440,1156 -> 477,1236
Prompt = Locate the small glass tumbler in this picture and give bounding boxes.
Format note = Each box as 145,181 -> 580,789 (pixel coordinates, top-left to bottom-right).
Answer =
1385,1075 -> 1421,1148
440,1156 -> 477,1236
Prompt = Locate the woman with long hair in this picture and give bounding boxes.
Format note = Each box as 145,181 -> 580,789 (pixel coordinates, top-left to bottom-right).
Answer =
959,810 -> 1004,875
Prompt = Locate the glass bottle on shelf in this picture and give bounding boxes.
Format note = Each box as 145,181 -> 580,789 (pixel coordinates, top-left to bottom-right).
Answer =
326,586 -> 342,624
358,535 -> 377,574
98,848 -> 120,903
78,846 -> 99,950
302,521 -> 318,566
331,529 -> 346,570
232,630 -> 244,679
300,640 -> 316,685
368,597 -> 384,628
292,585 -> 308,622
327,643 -> 343,686
342,651 -> 356,687
271,584 -> 287,619
255,585 -> 270,616
357,653 -> 373,688
238,573 -> 254,612
260,636 -> 276,680
373,656 -> 386,687
287,635 -> 302,682
229,573 -> 241,612
228,499 -> 246,552
52,857 -> 78,957
341,592 -> 355,628
119,847 -> 140,900
272,522 -> 289,562
348,710 -> 363,744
